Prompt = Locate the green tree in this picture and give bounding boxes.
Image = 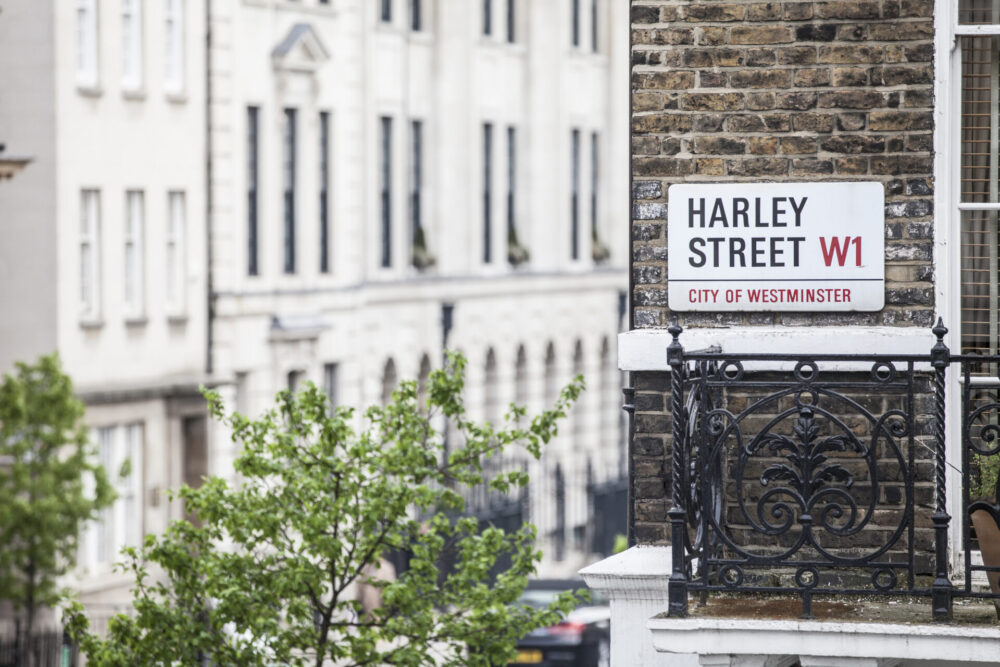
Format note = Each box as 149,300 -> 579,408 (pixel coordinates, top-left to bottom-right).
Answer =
0,354 -> 114,660
68,353 -> 585,666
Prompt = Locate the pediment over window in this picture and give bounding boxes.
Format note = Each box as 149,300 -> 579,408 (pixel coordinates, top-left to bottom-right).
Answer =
271,23 -> 330,73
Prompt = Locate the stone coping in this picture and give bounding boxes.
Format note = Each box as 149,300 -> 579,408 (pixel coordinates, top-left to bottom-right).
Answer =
618,326 -> 936,372
649,613 -> 1000,663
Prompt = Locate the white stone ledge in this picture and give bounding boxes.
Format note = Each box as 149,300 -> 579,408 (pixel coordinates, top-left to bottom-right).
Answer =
648,615 -> 1000,664
618,326 -> 938,372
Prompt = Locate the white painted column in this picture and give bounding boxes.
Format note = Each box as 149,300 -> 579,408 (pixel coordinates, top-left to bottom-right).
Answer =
579,546 -> 698,667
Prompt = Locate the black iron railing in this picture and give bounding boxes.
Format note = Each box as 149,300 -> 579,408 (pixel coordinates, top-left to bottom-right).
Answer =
663,320 -> 1000,620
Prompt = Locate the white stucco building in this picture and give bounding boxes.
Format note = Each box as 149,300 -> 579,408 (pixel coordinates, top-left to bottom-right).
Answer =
0,0 -> 210,610
0,0 -> 630,616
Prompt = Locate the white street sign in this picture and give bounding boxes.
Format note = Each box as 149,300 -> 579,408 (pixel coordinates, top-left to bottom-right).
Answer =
667,182 -> 885,312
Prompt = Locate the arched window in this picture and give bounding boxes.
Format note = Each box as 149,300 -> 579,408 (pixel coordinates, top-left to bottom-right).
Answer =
417,353 -> 432,407
381,358 -> 397,406
514,344 -> 528,406
553,462 -> 566,561
543,341 -> 557,407
484,348 -> 499,425
599,336 -> 612,447
572,339 -> 585,445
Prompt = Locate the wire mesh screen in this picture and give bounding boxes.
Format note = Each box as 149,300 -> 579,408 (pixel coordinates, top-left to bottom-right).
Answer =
961,0 -> 996,25
961,34 -> 1000,359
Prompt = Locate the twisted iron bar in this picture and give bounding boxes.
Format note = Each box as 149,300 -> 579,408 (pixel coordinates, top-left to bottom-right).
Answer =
930,318 -> 953,621
667,321 -> 688,617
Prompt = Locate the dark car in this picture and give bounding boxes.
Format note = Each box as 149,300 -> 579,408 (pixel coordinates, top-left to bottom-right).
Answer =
510,579 -> 610,667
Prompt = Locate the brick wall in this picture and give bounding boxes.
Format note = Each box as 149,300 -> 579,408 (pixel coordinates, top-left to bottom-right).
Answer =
628,1 -> 938,549
630,0 -> 935,330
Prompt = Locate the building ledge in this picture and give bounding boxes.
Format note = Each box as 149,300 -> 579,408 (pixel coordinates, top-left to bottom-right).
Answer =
649,611 -> 1000,665
618,326 -> 937,372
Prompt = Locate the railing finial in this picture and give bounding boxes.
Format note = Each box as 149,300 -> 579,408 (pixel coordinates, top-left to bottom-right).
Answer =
931,318 -> 950,369
932,317 -> 948,344
667,319 -> 683,368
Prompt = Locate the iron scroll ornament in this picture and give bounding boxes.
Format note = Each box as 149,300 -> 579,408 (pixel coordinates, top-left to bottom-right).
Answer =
701,381 -> 912,566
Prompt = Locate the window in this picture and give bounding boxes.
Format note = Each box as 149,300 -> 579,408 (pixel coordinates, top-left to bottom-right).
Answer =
571,0 -> 580,48
591,0 -> 598,52
88,424 -> 143,567
76,0 -> 99,88
553,463 -> 566,561
283,108 -> 297,274
124,190 -> 145,318
959,10 -> 999,355
411,0 -> 421,31
417,354 -> 432,406
287,370 -> 305,393
122,0 -> 143,91
165,0 -> 184,93
591,131 -> 599,253
323,363 -> 339,414
544,342 -> 557,406
93,427 -> 114,565
119,424 -> 143,551
247,107 -> 259,276
381,0 -> 392,23
380,116 -> 393,268
507,126 -> 522,265
485,348 -> 499,425
80,190 -> 101,320
483,0 -> 492,36
410,120 -> 424,264
507,127 -> 516,230
235,371 -> 250,415
483,123 -> 493,263
572,340 -> 585,444
167,191 -> 186,315
381,358 -> 397,406
320,111 -> 330,274
571,128 -> 580,260
506,0 -> 515,43
515,345 -> 528,405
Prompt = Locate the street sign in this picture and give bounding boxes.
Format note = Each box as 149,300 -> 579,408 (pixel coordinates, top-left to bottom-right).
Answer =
667,182 -> 885,312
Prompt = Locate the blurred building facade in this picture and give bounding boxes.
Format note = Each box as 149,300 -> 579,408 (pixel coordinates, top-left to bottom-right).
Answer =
207,0 -> 630,578
0,0 -> 211,610
0,0 -> 629,614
